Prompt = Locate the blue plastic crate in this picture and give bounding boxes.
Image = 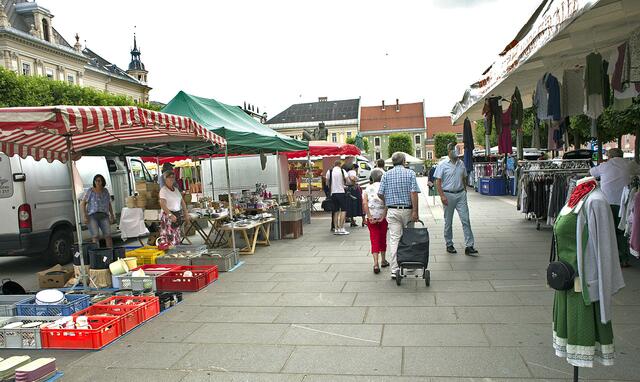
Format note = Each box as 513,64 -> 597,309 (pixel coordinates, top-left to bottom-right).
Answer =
479,177 -> 506,196
16,294 -> 90,316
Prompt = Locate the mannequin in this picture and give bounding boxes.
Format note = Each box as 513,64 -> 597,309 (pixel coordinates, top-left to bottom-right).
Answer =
553,177 -> 624,368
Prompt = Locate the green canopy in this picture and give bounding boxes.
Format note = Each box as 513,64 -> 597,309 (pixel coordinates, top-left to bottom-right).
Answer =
162,91 -> 308,154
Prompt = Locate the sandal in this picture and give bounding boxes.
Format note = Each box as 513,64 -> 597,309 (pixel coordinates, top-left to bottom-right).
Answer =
373,265 -> 380,274
381,260 -> 389,268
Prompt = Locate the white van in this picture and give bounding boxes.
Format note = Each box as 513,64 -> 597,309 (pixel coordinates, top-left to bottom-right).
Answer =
0,154 -> 152,264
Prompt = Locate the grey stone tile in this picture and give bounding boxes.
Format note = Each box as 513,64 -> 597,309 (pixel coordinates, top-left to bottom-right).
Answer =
275,307 -> 366,324
184,292 -> 282,307
489,279 -> 548,291
327,263 -> 381,272
192,306 -> 282,323
365,307 -> 457,324
205,281 -> 278,292
279,324 -> 382,346
73,342 -> 196,369
271,281 -> 346,293
152,304 -> 205,322
514,291 -> 555,306
301,376 -> 429,382
428,271 -> 473,281
483,324 -> 551,346
403,347 -> 532,378
283,346 -> 402,375
175,344 -> 294,373
415,280 -> 494,292
275,292 -> 356,306
343,281 -> 417,293
181,372 -> 304,382
454,306 -> 552,324
261,257 -> 325,264
61,367 -> 188,382
270,264 -> 331,273
354,293 -> 435,307
382,324 -> 488,346
450,262 -> 519,271
468,270 -> 544,280
320,256 -> 372,264
334,272 -> 390,281
120,321 -> 203,343
220,272 -> 276,281
232,264 -> 276,273
435,292 -> 521,306
183,323 -> 288,344
270,272 -> 338,282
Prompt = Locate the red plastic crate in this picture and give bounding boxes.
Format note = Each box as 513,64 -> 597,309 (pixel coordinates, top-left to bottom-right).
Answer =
130,264 -> 180,273
95,296 -> 160,322
162,265 -> 218,285
73,304 -> 142,333
156,270 -> 207,292
40,316 -> 122,350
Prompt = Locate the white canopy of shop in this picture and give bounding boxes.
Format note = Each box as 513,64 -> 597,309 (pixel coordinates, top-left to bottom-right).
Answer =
385,153 -> 424,165
451,0 -> 640,124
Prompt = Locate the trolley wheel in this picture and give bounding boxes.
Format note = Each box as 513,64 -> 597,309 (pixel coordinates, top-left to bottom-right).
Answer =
395,269 -> 402,286
423,270 -> 431,287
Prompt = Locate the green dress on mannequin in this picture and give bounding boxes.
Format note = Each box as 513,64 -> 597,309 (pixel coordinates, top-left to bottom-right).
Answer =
552,211 -> 615,367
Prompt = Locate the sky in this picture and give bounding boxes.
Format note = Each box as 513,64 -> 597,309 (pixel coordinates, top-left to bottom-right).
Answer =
46,0 -> 541,118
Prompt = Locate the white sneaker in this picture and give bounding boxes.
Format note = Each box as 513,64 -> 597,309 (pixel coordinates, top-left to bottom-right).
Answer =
342,229 -> 350,235
333,229 -> 341,235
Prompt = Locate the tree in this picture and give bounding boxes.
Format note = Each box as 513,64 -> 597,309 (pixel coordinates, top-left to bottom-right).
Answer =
434,133 -> 457,158
387,133 -> 413,156
0,67 -> 161,110
346,136 -> 369,152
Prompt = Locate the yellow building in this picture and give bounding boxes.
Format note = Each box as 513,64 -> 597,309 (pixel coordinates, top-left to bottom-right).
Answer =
0,0 -> 150,103
265,97 -> 360,144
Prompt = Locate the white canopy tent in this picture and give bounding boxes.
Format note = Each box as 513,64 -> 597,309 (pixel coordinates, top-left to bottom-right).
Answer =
384,153 -> 424,166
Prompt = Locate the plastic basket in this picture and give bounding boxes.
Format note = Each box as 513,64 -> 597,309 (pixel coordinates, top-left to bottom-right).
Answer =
164,265 -> 218,284
16,294 -> 90,316
113,271 -> 164,291
0,295 -> 30,317
125,246 -> 165,265
155,256 -> 195,267
40,316 -> 122,350
155,268 -> 211,292
192,249 -> 238,272
165,245 -> 207,256
73,305 -> 142,333
0,316 -> 59,349
95,296 -> 160,322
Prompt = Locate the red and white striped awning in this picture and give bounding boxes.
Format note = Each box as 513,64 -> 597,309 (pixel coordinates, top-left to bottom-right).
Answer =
0,106 -> 226,162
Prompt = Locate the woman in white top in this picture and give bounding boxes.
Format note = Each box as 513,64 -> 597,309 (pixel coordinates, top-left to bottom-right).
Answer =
363,169 -> 388,273
159,171 -> 190,246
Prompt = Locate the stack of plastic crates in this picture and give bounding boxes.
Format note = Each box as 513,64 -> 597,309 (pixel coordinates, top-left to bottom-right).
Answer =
125,246 -> 165,265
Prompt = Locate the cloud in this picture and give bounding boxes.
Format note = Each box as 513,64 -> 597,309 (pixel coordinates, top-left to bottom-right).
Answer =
431,0 -> 498,8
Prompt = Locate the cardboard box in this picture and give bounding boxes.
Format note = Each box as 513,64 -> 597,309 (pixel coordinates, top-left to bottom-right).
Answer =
38,265 -> 73,289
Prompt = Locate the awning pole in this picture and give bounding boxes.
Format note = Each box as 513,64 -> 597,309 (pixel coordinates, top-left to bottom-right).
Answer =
66,137 -> 89,289
209,156 -> 215,199
484,134 -> 490,158
224,146 -> 236,252
307,150 -> 312,213
276,151 -> 282,202
516,128 -> 523,161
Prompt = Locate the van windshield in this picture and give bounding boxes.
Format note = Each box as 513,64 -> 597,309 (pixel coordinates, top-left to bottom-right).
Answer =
130,159 -> 152,182
0,154 -> 14,198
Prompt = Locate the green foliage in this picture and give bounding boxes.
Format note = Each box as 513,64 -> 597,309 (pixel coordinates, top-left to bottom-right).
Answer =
346,136 -> 370,152
473,119 -> 498,147
434,133 -> 458,158
387,133 -> 413,156
0,66 -> 160,110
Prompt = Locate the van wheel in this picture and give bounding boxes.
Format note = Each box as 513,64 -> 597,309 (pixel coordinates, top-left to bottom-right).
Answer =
47,228 -> 73,265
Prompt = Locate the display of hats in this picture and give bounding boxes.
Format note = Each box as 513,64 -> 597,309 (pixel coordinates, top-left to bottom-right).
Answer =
35,289 -> 65,305
0,356 -> 32,380
14,358 -> 56,382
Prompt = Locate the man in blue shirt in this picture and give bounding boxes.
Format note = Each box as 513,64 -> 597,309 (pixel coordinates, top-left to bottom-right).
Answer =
378,152 -> 421,277
435,143 -> 478,256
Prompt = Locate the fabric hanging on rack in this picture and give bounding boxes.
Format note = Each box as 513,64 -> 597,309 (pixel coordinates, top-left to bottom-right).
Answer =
511,87 -> 524,130
463,117 -> 474,173
547,122 -> 561,151
534,75 -> 549,120
499,107 -> 513,154
585,52 -> 605,119
482,97 -> 502,135
629,26 -> 640,82
562,68 -> 585,117
602,60 -> 611,109
545,73 -> 562,121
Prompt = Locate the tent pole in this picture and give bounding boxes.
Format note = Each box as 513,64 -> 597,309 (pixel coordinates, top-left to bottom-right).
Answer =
209,156 -> 215,199
307,150 -> 312,213
66,137 -> 89,289
276,151 -> 282,202
485,134 -> 490,158
224,146 -> 236,253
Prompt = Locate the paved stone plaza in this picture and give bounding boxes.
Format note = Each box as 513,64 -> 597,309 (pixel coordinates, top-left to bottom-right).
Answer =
6,179 -> 640,381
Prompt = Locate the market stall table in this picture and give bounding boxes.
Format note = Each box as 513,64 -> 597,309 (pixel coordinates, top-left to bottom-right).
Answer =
182,211 -> 230,248
221,218 -> 275,255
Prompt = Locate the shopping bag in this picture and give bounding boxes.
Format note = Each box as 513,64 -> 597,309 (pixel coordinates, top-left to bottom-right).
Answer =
397,220 -> 429,265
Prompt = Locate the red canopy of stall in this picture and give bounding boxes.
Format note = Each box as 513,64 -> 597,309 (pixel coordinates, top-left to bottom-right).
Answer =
0,106 -> 226,162
285,141 -> 361,159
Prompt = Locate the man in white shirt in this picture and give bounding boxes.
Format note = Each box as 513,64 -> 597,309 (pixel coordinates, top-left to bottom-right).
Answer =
326,160 -> 350,235
590,148 -> 640,267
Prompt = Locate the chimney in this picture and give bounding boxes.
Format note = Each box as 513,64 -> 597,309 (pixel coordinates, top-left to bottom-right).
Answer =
381,100 -> 385,111
396,99 -> 400,112
318,97 -> 327,102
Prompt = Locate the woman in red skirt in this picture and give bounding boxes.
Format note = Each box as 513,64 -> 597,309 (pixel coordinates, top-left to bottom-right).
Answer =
363,169 -> 388,273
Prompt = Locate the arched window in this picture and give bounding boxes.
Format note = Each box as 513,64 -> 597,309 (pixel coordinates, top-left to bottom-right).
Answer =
42,18 -> 50,41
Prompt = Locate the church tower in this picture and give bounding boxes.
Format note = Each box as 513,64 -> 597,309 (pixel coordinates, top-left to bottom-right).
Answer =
126,33 -> 148,84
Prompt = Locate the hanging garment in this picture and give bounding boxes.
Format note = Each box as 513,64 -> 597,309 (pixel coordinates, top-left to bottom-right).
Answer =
630,192 -> 640,254
585,52 -> 605,118
511,87 -> 524,130
498,107 -> 513,154
561,68 -> 585,117
552,210 -> 615,368
611,42 -> 630,91
534,75 -> 549,120
463,118 -> 474,174
630,26 -> 640,82
547,122 -> 560,151
602,60 -> 611,109
546,73 -> 562,121
482,97 -> 502,135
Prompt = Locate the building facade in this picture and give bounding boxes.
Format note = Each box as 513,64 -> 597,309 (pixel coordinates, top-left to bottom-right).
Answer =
360,100 -> 426,161
425,116 -> 467,160
265,97 -> 360,144
0,0 -> 150,103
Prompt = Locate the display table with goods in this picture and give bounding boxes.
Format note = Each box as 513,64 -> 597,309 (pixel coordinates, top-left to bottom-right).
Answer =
221,217 -> 275,255
183,208 -> 230,248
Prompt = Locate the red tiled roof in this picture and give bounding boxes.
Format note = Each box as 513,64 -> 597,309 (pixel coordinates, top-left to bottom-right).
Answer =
360,102 -> 424,132
426,116 -> 464,139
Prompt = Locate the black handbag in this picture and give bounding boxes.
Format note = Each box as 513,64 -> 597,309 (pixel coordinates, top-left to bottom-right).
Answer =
546,233 -> 575,291
396,220 -> 429,265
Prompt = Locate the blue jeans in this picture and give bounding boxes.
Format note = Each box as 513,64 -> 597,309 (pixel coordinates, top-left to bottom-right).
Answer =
88,213 -> 111,238
443,191 -> 474,248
